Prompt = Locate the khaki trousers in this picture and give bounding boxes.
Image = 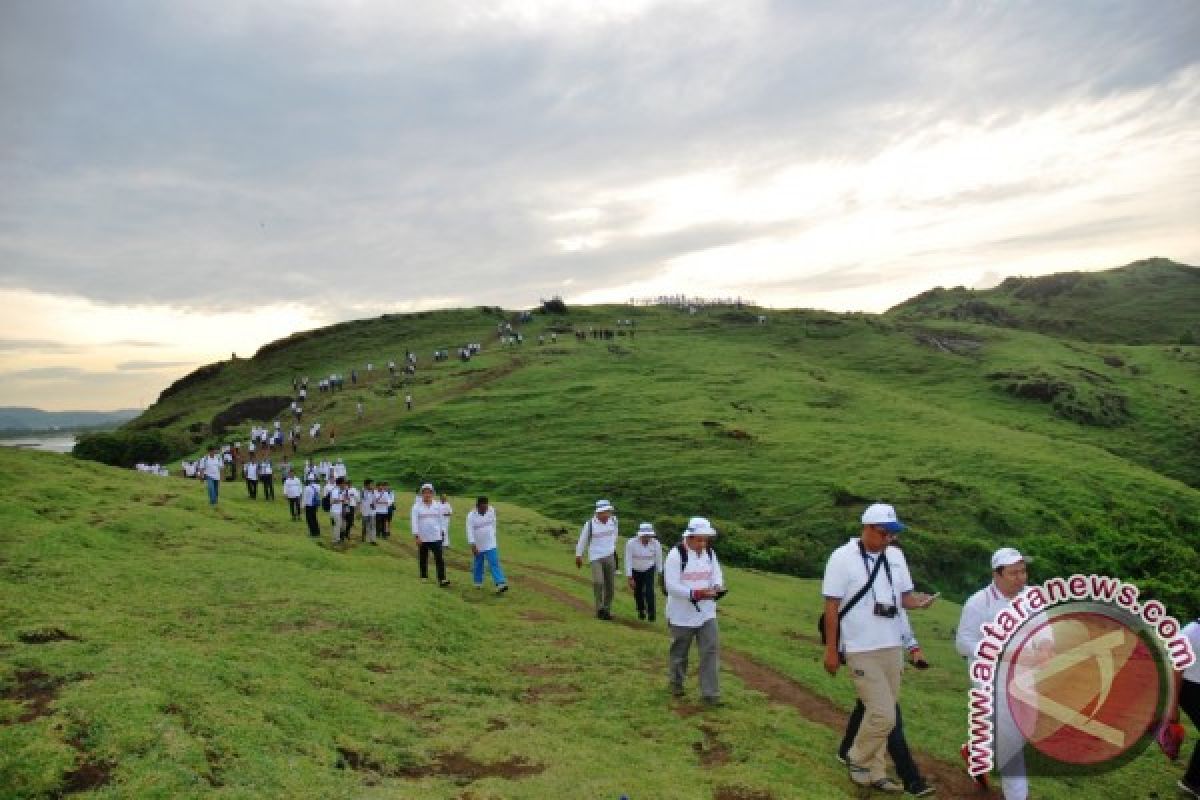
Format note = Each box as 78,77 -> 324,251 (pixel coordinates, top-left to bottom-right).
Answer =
845,646 -> 903,782
590,555 -> 615,613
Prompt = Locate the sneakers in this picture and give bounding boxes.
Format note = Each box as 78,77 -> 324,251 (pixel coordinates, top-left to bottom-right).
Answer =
597,610 -> 612,620
496,584 -> 509,595
1180,779 -> 1200,799
438,580 -> 451,587
905,778 -> 935,797
835,752 -> 847,765
870,778 -> 903,794
846,761 -> 871,787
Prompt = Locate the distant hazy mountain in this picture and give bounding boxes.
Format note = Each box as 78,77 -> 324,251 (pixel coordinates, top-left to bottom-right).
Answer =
0,407 -> 141,432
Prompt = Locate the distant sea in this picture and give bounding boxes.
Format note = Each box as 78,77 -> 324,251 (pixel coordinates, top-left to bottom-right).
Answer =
0,435 -> 76,454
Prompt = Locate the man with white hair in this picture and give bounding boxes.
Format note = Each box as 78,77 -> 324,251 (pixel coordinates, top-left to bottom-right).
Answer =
626,522 -> 664,622
575,499 -> 620,620
822,503 -> 936,793
663,516 -> 725,705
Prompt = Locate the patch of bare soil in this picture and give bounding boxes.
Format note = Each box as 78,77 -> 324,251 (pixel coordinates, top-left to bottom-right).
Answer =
693,723 -> 731,767
714,787 -> 774,800
2,669 -> 66,723
18,628 -> 81,644
337,746 -> 544,783
58,729 -> 115,795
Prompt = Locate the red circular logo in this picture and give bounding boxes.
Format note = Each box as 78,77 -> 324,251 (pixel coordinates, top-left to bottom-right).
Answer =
1005,610 -> 1164,765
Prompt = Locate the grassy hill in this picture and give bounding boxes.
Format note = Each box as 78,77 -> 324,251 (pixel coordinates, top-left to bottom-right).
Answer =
1,448 -> 1193,799
117,279 -> 1200,613
888,258 -> 1200,345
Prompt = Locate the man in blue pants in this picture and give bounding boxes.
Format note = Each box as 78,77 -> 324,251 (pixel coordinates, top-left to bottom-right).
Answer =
201,446 -> 222,505
466,497 -> 508,594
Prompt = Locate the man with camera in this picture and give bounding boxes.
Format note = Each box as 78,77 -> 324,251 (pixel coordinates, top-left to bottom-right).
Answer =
663,516 -> 727,707
822,503 -> 936,793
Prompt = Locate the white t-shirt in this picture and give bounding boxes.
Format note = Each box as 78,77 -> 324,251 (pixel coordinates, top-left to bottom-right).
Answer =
663,544 -> 724,627
625,537 -> 663,576
360,489 -> 376,516
821,538 -> 914,654
411,500 -> 443,542
201,455 -> 222,480
1182,620 -> 1200,684
466,507 -> 498,552
244,462 -> 258,480
283,476 -> 302,498
575,516 -> 619,562
328,487 -> 347,515
374,490 -> 392,514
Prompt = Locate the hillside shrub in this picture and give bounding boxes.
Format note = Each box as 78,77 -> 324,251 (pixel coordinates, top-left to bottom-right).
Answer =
211,396 -> 293,435
74,430 -> 173,468
157,362 -> 223,402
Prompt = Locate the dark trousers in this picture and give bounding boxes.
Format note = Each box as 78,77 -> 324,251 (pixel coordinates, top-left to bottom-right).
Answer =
1183,678 -> 1200,787
838,701 -> 922,789
245,478 -> 257,498
304,505 -> 320,537
418,540 -> 447,582
287,497 -> 301,519
632,567 -> 657,620
261,476 -> 274,500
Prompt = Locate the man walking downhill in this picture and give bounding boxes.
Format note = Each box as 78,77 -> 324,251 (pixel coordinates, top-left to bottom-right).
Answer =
243,460 -> 258,499
360,479 -> 377,545
823,503 -> 936,794
301,476 -> 321,537
283,470 -> 302,521
575,500 -> 619,620
466,496 -> 508,594
259,457 -> 275,500
412,483 -> 449,586
201,446 -> 222,506
328,477 -> 348,545
663,517 -> 725,706
626,522 -> 663,622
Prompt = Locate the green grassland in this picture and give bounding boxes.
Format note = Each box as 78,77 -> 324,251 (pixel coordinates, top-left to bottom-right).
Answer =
1,448 -> 1193,799
120,259 -> 1200,613
888,257 -> 1200,345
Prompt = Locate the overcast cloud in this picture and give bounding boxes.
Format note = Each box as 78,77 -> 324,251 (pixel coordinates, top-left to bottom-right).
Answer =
1,0 -> 1197,408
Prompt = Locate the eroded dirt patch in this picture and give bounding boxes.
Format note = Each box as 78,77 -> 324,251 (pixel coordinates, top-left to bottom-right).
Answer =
693,723 -> 731,767
2,669 -> 66,723
337,746 -> 544,783
715,786 -> 774,800
18,628 -> 81,644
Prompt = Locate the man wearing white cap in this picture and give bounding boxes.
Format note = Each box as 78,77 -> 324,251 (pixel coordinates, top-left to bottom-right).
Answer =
576,500 -> 620,619
626,522 -> 664,622
956,547 -> 1037,800
822,503 -> 936,793
412,483 -> 449,586
663,516 -> 726,705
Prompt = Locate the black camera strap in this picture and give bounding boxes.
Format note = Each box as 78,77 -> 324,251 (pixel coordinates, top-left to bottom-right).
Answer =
840,541 -> 888,621
858,541 -> 896,609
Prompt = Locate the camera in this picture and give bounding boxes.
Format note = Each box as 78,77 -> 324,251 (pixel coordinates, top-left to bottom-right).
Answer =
713,586 -> 728,601
873,603 -> 897,618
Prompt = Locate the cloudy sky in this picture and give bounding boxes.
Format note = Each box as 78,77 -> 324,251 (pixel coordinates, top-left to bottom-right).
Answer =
1,0 -> 1197,410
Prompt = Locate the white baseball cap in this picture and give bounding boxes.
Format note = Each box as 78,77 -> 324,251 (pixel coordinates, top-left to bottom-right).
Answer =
861,503 -> 905,533
991,547 -> 1031,570
420,483 -> 435,492
595,499 -> 614,513
637,522 -> 656,536
685,516 -> 717,537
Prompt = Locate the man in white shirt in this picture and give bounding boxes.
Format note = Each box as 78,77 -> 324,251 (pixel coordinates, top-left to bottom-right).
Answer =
438,493 -> 453,548
822,503 -> 936,793
301,477 -> 321,537
625,522 -> 664,622
359,479 -> 377,544
259,457 -> 274,501
375,482 -> 393,539
466,496 -> 508,593
283,471 -> 302,521
328,477 -> 349,545
663,516 -> 725,705
575,500 -> 620,620
956,548 -> 1041,800
412,483 -> 449,586
201,446 -> 223,505
243,460 -> 258,499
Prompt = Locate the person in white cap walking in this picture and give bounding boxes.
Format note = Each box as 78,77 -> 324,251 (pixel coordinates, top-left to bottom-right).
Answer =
822,503 -> 936,793
956,547 -> 1039,800
663,516 -> 726,705
412,483 -> 449,586
626,522 -> 663,621
576,500 -> 620,619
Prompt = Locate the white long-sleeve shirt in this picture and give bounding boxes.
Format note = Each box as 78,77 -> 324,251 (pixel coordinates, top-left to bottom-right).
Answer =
201,455 -> 222,480
575,515 -> 619,562
301,483 -> 319,507
374,490 -> 393,515
283,476 -> 302,498
625,537 -> 663,576
359,489 -> 375,516
663,543 -> 724,627
956,582 -> 1031,660
411,500 -> 444,542
466,507 -> 498,552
